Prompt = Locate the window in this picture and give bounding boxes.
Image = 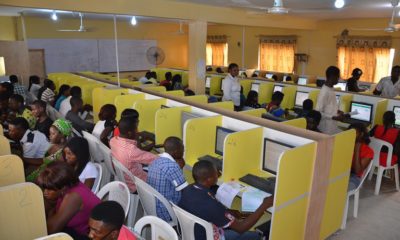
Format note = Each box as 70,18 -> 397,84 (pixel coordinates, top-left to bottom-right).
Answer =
206,43 -> 228,66
258,36 -> 296,73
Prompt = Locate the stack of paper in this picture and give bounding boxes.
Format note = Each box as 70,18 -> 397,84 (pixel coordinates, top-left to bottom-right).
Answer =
242,187 -> 272,212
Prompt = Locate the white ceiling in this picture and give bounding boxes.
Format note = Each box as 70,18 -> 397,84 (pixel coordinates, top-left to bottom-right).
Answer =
174,0 -> 398,20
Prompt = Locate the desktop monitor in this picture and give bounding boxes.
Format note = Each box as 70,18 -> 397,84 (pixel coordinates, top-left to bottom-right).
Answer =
262,138 -> 295,174
251,83 -> 260,92
273,85 -> 283,93
205,77 -> 211,88
181,111 -> 201,132
349,101 -> 373,123
295,91 -> 309,107
215,126 -> 236,156
393,106 -> 400,127
335,82 -> 347,91
297,77 -> 307,85
265,73 -> 273,79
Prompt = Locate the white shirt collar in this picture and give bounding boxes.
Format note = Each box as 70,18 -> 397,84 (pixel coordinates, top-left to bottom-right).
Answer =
20,129 -> 32,143
159,152 -> 175,162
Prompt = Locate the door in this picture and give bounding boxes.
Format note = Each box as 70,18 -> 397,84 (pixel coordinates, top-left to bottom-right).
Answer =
28,49 -> 46,79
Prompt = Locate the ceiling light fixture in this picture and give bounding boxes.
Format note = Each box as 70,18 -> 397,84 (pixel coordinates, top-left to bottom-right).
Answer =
334,0 -> 345,9
51,10 -> 58,21
130,16 -> 137,26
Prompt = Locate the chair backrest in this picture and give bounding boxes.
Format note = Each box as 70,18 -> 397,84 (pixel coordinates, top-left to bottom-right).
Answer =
96,181 -> 130,217
134,176 -> 178,226
111,156 -> 136,185
171,203 -> 214,240
0,155 -> 25,187
355,160 -> 374,193
82,131 -> 102,163
34,233 -> 73,240
71,128 -> 83,138
134,216 -> 179,240
0,124 -> 3,135
369,137 -> 393,167
0,135 -> 11,156
98,141 -> 116,177
92,163 -> 103,194
0,182 -> 47,239
46,104 -> 63,122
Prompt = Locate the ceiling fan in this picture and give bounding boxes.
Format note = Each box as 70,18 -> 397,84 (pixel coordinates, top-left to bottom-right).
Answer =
57,12 -> 94,32
349,0 -> 400,32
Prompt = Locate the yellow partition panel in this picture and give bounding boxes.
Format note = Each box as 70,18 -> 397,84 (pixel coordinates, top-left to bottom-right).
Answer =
222,128 -> 264,181
184,116 -> 222,166
165,90 -> 185,97
319,130 -> 355,239
241,108 -> 266,118
281,85 -> 298,110
339,94 -> 353,112
283,118 -> 306,129
114,93 -> 146,121
373,99 -> 388,126
142,86 -> 167,92
309,90 -> 320,110
92,88 -> 129,122
155,106 -> 192,145
258,82 -> 274,104
210,76 -> 223,96
134,98 -> 167,133
81,82 -> 106,106
209,101 -> 234,111
0,183 -> 47,239
0,155 -> 24,187
182,72 -> 189,87
185,95 -> 208,104
0,135 -> 11,155
270,143 -> 317,240
240,79 -> 253,97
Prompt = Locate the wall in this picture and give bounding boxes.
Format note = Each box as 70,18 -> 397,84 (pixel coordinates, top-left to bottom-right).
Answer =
0,16 -> 17,40
0,41 -> 30,84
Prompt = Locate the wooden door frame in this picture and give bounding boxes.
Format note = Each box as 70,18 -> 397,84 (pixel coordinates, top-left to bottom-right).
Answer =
28,49 -> 46,77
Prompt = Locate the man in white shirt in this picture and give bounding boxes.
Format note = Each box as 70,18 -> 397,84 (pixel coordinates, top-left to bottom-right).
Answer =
138,71 -> 152,84
373,65 -> 400,98
59,86 -> 90,119
316,66 -> 345,135
222,63 -> 241,110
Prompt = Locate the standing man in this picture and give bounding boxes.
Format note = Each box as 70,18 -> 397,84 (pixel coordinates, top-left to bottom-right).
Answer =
373,65 -> 400,98
222,63 -> 241,111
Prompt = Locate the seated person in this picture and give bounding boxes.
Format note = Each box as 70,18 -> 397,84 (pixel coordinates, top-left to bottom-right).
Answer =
285,76 -> 292,82
92,104 -> 117,146
8,117 -> 49,172
347,68 -> 365,92
147,71 -> 158,84
37,161 -> 101,239
113,108 -> 139,137
216,67 -> 224,74
60,86 -> 91,118
10,75 -> 27,98
297,99 -> 313,118
348,123 -> 374,191
64,137 -> 98,190
206,66 -> 212,72
245,90 -> 261,109
171,74 -> 183,90
179,161 -> 273,240
306,110 -> 322,133
26,119 -> 73,182
28,75 -> 41,99
9,94 -> 37,129
159,72 -> 173,90
139,71 -> 152,84
0,94 -> 10,127
266,91 -> 287,118
66,97 -> 95,133
271,74 -> 279,81
31,100 -> 53,138
369,111 -> 400,167
0,81 -> 14,98
55,84 -> 71,111
110,116 -> 157,192
38,79 -> 56,106
251,73 -> 258,78
89,201 -> 137,240
147,137 -> 188,221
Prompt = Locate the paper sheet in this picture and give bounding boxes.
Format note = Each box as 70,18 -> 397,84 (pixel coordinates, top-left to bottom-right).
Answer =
241,187 -> 272,212
216,182 -> 242,208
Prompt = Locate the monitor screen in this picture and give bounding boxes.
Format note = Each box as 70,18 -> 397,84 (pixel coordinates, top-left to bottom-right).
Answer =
273,85 -> 283,93
215,126 -> 236,156
265,73 -> 273,79
181,111 -> 201,132
262,138 -> 294,174
393,106 -> 400,127
295,91 -> 309,107
251,83 -> 260,92
297,77 -> 307,85
350,102 -> 373,123
335,82 -> 347,91
205,77 -> 211,88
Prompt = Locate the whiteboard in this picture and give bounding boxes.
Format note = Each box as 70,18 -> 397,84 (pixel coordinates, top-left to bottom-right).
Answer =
28,39 -> 157,73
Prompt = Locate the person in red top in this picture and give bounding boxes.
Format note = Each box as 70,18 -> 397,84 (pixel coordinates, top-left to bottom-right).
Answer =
370,111 -> 400,167
348,123 -> 374,191
159,72 -> 173,91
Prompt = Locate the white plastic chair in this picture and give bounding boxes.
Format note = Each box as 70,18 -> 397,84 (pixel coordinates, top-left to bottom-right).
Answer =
368,137 -> 400,195
92,163 -> 103,194
97,141 -> 116,185
134,176 -> 178,227
81,131 -> 103,163
96,181 -> 130,218
171,203 -> 215,240
34,232 -> 73,240
341,160 -> 374,229
134,216 -> 178,240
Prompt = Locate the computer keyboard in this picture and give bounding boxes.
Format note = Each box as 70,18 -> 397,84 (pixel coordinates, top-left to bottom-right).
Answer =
239,174 -> 276,194
342,118 -> 369,126
198,155 -> 223,172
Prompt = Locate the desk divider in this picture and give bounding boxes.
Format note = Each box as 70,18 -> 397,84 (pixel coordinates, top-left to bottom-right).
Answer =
184,116 -> 222,166
0,155 -> 25,187
165,90 -> 185,97
319,130 -> 355,239
339,94 -> 353,112
141,86 -> 167,92
373,99 -> 388,126
92,87 -> 129,122
184,95 -> 208,104
209,101 -> 234,111
258,82 -> 274,105
114,93 -> 146,121
308,90 -> 320,110
133,98 -> 167,133
281,85 -> 298,110
241,108 -> 267,118
182,72 -> 189,87
81,82 -> 106,106
240,79 -> 254,97
283,118 -> 306,129
0,135 -> 11,155
154,106 -> 192,145
210,76 -> 223,96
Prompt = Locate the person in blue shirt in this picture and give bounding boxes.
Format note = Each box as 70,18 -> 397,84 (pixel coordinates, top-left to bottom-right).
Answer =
179,161 -> 274,240
147,137 -> 188,222
55,84 -> 71,111
266,91 -> 287,118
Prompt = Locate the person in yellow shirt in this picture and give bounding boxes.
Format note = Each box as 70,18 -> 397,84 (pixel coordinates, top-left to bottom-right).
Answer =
9,94 -> 36,129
